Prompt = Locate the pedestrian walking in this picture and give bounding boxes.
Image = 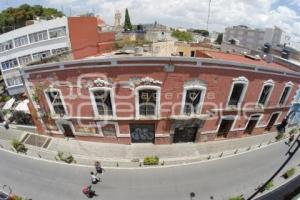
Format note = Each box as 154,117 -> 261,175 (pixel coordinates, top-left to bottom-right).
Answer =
288,134 -> 295,146
90,172 -> 100,184
82,185 -> 96,198
95,161 -> 104,175
3,120 -> 9,130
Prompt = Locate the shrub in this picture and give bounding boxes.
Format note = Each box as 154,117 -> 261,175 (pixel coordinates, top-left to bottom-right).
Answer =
275,133 -> 284,141
283,168 -> 295,179
11,138 -> 27,154
143,156 -> 159,165
56,151 -> 75,164
229,195 -> 244,200
289,128 -> 297,135
261,181 -> 274,193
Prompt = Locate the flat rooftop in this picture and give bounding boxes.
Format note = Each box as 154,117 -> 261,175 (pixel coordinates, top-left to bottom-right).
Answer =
201,51 -> 296,73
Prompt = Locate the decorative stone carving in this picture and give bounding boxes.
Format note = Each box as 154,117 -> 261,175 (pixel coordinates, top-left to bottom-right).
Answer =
132,76 -> 162,86
184,79 -> 207,87
93,78 -> 111,87
233,76 -> 248,83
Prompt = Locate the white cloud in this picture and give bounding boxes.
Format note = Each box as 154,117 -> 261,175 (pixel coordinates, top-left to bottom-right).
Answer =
46,0 -> 300,47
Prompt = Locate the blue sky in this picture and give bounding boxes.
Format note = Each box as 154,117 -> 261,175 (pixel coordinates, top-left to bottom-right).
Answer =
1,0 -> 300,47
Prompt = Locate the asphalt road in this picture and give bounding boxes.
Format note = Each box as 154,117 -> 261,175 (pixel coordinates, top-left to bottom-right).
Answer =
0,139 -> 300,200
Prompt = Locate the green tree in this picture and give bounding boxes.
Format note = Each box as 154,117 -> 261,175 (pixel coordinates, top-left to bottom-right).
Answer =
0,4 -> 64,34
215,33 -> 223,44
124,8 -> 132,31
171,30 -> 193,42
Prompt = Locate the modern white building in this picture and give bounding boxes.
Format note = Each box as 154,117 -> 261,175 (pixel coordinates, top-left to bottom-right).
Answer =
0,16 -> 116,96
222,25 -> 290,51
0,17 -> 70,95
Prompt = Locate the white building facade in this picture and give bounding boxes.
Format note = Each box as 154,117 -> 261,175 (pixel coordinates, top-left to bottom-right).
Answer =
0,17 -> 70,95
223,25 -> 290,51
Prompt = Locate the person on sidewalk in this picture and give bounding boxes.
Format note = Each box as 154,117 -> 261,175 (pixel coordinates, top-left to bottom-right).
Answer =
3,120 -> 9,130
95,161 -> 104,175
288,134 -> 295,146
90,172 -> 100,184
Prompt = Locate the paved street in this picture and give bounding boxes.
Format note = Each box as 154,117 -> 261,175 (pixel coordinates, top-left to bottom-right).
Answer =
0,138 -> 300,200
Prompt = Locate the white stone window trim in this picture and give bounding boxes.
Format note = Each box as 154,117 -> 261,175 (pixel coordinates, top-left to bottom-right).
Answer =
241,113 -> 263,131
216,115 -> 238,134
89,87 -> 116,118
44,88 -> 68,116
226,76 -> 249,108
180,85 -> 207,115
135,85 -> 161,119
96,121 -> 120,137
264,111 -> 282,128
278,81 -> 294,106
256,79 -> 274,107
55,119 -> 76,136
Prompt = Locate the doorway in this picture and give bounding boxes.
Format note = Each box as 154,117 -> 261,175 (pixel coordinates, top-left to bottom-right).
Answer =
56,121 -> 75,138
173,127 -> 198,143
265,113 -> 280,131
244,115 -> 260,134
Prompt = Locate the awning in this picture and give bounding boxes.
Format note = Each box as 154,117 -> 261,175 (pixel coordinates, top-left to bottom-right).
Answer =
15,99 -> 30,113
2,98 -> 15,110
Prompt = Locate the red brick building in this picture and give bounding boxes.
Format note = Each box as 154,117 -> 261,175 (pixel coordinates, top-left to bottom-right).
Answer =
22,52 -> 300,144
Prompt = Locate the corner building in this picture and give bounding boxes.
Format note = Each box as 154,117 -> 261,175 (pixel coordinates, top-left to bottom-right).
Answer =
22,53 -> 300,144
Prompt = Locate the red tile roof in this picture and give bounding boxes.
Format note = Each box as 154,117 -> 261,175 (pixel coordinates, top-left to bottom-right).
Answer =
200,51 -> 294,73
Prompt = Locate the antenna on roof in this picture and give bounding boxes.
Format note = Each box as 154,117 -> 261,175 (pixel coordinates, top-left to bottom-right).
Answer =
206,0 -> 212,31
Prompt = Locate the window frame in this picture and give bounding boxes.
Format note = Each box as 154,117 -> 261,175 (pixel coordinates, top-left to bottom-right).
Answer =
96,121 -> 120,137
226,76 -> 249,107
44,88 -> 68,116
181,85 -> 207,115
256,79 -> 274,107
89,87 -> 116,118
135,85 -> 161,119
278,82 -> 293,106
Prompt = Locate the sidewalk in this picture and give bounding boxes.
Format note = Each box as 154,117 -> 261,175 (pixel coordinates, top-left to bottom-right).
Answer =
0,125 -> 291,168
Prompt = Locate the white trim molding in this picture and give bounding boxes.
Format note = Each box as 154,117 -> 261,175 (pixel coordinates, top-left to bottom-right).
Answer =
256,79 -> 274,107
242,113 -> 263,132
135,85 -> 161,119
216,115 -> 238,135
226,76 -> 249,108
89,87 -> 116,118
131,76 -> 162,87
180,84 -> 207,115
278,81 -> 294,106
44,87 -> 68,117
96,121 -> 120,137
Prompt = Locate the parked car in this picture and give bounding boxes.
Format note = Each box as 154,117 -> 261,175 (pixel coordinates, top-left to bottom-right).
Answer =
0,191 -> 10,200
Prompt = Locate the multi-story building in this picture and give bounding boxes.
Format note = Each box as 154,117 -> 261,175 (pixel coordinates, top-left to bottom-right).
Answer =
21,51 -> 300,144
0,16 -> 115,96
222,25 -> 290,51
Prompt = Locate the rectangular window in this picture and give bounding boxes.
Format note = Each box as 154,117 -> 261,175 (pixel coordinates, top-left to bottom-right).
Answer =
49,26 -> 67,39
139,89 -> 157,116
217,118 -> 235,137
18,55 -> 32,66
52,47 -> 69,55
228,83 -> 245,106
93,90 -> 113,116
32,50 -> 51,61
45,91 -> 66,115
29,31 -> 48,43
1,58 -> 18,70
3,40 -> 13,50
279,87 -> 291,105
179,52 -> 184,56
0,43 -> 5,52
258,85 -> 272,105
184,89 -> 202,115
190,51 -> 195,57
5,77 -> 22,87
14,36 -> 28,47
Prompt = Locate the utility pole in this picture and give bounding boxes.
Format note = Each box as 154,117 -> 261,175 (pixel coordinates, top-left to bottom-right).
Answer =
206,0 -> 212,31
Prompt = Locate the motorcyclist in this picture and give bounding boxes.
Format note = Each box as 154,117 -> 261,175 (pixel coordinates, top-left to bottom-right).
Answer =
82,185 -> 95,198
